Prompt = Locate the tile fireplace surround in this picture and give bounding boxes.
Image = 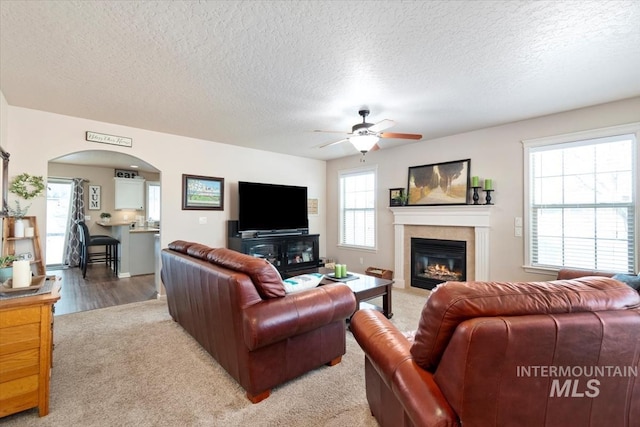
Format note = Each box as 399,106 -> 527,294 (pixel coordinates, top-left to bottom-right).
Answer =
390,206 -> 491,288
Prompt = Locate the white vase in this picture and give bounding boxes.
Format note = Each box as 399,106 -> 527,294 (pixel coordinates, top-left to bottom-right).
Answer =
14,219 -> 25,238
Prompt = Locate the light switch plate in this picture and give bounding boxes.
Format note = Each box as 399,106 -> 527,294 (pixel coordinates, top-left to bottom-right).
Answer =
515,217 -> 523,227
85,215 -> 91,221
199,217 -> 207,224
515,226 -> 523,237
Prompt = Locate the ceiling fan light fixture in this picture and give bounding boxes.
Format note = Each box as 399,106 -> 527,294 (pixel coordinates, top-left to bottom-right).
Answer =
350,134 -> 379,152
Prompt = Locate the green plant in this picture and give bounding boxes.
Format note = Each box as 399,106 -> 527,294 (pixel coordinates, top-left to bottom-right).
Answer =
9,173 -> 45,199
8,173 -> 46,218
8,200 -> 29,219
100,212 -> 112,219
0,255 -> 17,268
394,192 -> 408,205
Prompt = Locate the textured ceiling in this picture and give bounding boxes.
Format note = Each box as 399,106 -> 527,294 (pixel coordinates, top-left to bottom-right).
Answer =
1,1 -> 640,161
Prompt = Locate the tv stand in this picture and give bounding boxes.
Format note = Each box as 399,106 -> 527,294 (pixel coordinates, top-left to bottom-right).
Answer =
254,229 -> 307,238
227,221 -> 319,277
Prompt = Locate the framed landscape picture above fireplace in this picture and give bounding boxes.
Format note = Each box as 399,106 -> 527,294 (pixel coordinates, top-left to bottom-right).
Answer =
407,159 -> 470,206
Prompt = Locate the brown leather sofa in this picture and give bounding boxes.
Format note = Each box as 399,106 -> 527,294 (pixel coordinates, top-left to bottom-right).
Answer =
161,240 -> 356,403
556,267 -> 616,280
351,276 -> 640,427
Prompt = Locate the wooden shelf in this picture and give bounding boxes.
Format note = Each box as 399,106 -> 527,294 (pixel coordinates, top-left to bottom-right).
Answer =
2,216 -> 46,276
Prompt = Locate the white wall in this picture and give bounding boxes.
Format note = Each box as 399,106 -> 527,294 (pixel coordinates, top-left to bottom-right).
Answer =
326,97 -> 640,282
1,92 -> 8,205
0,92 -> 8,150
4,104 -> 327,256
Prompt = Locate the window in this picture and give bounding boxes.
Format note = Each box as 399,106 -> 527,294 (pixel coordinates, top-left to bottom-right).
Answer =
339,167 -> 376,249
146,181 -> 161,222
523,124 -> 638,273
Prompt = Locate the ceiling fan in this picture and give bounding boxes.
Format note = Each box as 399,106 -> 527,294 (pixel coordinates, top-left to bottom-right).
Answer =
315,109 -> 422,154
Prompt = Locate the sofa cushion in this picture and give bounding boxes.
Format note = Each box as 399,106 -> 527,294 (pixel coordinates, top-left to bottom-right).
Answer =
612,273 -> 640,291
410,277 -> 640,371
167,240 -> 217,260
206,248 -> 285,299
167,240 -> 197,253
186,243 -> 216,260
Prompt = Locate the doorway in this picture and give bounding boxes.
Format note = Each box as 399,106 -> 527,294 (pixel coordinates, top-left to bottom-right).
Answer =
46,178 -> 73,267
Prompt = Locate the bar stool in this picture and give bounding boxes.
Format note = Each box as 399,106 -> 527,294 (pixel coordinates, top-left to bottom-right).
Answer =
77,221 -> 120,278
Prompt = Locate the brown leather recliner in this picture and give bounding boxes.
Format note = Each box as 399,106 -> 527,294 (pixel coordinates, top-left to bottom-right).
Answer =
351,277 -> 640,427
161,240 -> 356,403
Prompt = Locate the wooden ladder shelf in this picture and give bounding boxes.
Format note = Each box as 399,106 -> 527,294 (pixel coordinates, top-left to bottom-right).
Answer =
2,216 -> 46,276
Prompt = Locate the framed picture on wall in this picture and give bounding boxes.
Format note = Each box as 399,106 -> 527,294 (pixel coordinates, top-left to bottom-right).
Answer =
88,185 -> 101,210
182,174 -> 224,210
407,159 -> 470,206
389,188 -> 406,206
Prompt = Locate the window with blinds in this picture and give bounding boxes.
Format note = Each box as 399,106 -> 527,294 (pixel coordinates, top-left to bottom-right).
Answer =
339,167 -> 376,249
525,132 -> 637,273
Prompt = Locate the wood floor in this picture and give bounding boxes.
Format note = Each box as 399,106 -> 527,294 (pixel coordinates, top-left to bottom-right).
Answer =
49,264 -> 158,316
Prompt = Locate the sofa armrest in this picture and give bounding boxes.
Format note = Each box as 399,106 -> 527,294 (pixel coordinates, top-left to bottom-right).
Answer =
351,309 -> 459,427
242,284 -> 356,350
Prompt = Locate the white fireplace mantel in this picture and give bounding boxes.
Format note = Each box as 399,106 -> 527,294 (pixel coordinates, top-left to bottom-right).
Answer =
390,206 -> 492,288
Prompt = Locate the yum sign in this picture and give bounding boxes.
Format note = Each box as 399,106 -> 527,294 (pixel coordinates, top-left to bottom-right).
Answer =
88,185 -> 101,210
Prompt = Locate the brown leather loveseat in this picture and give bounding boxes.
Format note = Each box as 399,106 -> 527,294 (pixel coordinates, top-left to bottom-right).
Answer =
161,240 -> 356,403
351,276 -> 640,426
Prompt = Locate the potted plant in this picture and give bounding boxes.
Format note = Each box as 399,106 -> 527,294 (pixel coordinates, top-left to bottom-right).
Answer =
0,255 -> 17,283
8,173 -> 45,237
100,212 -> 112,223
393,191 -> 408,206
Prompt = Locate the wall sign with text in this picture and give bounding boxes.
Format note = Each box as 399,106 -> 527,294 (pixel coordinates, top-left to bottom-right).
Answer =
115,169 -> 139,178
86,131 -> 132,147
88,185 -> 101,210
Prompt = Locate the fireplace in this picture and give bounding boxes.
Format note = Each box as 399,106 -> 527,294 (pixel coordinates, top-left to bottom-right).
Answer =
390,206 -> 491,288
411,238 -> 466,290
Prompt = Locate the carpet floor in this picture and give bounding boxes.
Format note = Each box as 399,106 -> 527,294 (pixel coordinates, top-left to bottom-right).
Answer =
2,288 -> 429,426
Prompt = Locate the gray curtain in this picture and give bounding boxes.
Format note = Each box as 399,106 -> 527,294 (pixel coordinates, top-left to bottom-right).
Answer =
64,178 -> 86,267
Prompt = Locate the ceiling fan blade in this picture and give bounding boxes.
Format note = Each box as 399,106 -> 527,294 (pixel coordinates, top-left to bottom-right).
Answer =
380,132 -> 422,140
312,129 -> 350,134
369,119 -> 395,132
318,138 -> 349,149
369,143 -> 381,152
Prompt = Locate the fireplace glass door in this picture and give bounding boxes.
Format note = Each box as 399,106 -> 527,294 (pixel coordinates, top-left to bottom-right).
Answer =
411,238 -> 466,290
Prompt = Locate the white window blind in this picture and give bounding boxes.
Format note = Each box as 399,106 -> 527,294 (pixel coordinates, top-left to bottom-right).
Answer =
339,168 -> 376,248
525,131 -> 637,273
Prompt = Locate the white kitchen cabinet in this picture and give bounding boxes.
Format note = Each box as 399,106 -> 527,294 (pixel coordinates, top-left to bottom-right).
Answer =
115,177 -> 145,210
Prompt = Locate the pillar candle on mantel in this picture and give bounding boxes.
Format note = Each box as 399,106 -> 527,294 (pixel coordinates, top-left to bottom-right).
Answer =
12,260 -> 31,288
471,176 -> 479,187
484,179 -> 493,190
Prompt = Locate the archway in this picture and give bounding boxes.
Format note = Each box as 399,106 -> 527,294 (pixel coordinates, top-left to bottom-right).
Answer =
47,149 -> 162,313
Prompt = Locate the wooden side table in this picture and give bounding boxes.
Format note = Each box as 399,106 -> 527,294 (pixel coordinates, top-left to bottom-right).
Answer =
0,281 -> 61,418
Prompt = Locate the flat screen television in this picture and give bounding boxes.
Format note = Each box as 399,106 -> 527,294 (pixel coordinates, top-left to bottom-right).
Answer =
238,181 -> 309,232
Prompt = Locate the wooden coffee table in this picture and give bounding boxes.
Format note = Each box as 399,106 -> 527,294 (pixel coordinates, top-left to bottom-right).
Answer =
318,267 -> 393,318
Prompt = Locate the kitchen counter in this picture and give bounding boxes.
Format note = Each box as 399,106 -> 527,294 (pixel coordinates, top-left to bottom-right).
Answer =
130,227 -> 160,233
97,221 -> 159,233
96,222 -> 160,277
97,221 -> 131,226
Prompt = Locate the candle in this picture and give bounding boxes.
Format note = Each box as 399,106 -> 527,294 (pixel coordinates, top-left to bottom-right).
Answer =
484,179 -> 493,190
471,176 -> 479,187
12,260 -> 31,288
